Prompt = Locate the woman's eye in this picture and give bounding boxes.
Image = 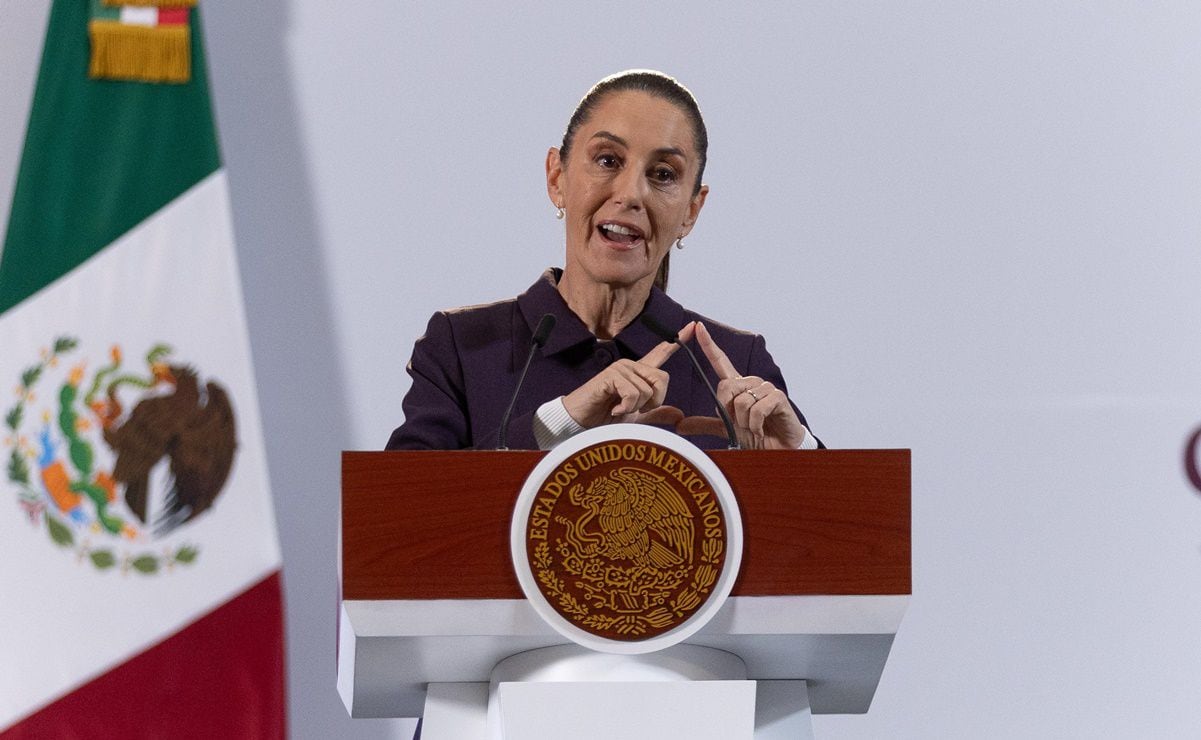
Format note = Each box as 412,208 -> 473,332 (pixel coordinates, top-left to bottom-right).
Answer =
596,154 -> 619,168
652,167 -> 677,183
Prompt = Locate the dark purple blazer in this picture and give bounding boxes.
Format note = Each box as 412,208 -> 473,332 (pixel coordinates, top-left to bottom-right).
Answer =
386,269 -> 815,450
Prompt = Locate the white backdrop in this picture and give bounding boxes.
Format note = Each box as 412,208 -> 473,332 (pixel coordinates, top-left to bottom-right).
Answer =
4,2 -> 1201,738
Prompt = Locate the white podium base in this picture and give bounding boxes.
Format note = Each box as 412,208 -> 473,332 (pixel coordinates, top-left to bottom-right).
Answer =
499,680 -> 755,739
418,645 -> 814,740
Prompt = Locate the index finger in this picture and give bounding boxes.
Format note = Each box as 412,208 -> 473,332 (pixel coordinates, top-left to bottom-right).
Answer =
639,338 -> 682,369
638,320 -> 696,369
696,321 -> 740,380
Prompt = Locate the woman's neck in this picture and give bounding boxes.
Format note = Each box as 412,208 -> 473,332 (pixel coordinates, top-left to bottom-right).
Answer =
556,269 -> 653,340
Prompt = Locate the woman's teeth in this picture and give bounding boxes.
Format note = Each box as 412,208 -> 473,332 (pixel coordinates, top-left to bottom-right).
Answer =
600,224 -> 641,242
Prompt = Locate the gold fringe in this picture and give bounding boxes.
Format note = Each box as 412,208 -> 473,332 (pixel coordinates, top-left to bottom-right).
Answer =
89,21 -> 190,84
102,0 -> 197,7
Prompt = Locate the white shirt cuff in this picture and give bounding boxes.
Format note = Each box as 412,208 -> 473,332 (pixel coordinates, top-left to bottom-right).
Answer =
533,397 -> 587,450
798,426 -> 819,450
534,397 -> 819,451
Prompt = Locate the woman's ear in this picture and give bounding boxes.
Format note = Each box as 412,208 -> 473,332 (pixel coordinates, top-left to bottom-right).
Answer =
680,183 -> 709,237
545,147 -> 564,208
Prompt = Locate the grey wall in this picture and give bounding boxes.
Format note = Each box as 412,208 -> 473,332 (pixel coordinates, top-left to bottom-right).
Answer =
4,2 -> 1201,737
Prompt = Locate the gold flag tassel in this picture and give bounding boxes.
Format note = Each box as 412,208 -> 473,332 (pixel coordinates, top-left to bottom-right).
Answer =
102,0 -> 197,6
88,20 -> 190,84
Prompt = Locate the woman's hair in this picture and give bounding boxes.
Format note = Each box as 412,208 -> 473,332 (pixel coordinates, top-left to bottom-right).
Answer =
560,70 -> 708,292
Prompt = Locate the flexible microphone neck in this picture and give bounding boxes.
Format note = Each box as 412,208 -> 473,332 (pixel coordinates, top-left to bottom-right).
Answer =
498,313 -> 556,449
640,315 -> 740,449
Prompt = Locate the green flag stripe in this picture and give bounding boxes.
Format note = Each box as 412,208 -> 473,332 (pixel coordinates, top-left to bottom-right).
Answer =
89,0 -> 120,22
0,1 -> 221,316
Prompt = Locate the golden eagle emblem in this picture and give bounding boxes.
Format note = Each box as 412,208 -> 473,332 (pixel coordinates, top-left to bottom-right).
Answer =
526,441 -> 727,641
561,468 -> 695,611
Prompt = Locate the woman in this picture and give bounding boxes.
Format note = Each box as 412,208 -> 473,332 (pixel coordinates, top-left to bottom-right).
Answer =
386,70 -> 819,451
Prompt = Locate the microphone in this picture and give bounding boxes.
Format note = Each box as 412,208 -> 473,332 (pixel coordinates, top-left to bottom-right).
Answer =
640,315 -> 740,449
498,313 -> 557,449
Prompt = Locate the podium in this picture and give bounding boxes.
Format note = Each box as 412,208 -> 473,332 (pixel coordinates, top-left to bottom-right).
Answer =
338,449 -> 909,738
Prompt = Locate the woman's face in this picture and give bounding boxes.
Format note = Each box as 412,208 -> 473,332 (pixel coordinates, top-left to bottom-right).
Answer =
547,91 -> 708,291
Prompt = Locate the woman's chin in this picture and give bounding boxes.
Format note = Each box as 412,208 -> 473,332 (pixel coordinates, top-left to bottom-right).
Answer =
564,238 -> 662,289
587,263 -> 656,289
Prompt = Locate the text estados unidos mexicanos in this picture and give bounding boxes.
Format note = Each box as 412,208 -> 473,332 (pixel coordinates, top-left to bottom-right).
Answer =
527,442 -> 723,541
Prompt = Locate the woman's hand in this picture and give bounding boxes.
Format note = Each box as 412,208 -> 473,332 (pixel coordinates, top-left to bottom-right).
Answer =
563,322 -> 697,429
676,322 -> 809,449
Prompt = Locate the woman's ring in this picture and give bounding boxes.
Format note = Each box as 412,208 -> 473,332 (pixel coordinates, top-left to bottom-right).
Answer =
745,388 -> 761,401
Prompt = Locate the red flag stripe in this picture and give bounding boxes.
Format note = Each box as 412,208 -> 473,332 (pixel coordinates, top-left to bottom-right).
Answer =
157,8 -> 189,25
1,571 -> 286,739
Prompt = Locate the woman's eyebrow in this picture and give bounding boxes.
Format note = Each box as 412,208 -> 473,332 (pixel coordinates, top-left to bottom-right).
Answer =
590,131 -> 687,161
590,131 -> 627,146
653,146 -> 686,160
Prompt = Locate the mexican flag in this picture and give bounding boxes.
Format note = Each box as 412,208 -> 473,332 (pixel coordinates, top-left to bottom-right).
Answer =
0,1 -> 285,736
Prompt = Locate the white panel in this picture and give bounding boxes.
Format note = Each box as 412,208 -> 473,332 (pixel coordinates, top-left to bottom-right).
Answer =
499,680 -> 755,740
423,683 -> 487,740
338,596 -> 903,717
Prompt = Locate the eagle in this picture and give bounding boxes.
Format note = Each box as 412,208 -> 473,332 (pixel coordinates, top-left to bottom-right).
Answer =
103,365 -> 237,535
567,466 -> 695,569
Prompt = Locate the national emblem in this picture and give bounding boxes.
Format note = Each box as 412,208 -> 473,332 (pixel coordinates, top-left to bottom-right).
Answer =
514,424 -> 741,653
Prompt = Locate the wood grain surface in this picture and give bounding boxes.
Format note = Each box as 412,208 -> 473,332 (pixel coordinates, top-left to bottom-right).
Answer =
341,449 -> 909,600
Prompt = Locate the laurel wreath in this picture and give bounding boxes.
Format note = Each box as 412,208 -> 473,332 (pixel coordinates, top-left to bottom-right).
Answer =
4,335 -> 200,576
533,534 -> 725,637
534,541 -> 589,619
668,537 -> 722,616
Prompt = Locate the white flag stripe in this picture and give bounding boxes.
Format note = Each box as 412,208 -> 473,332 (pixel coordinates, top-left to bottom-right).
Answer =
118,7 -> 158,27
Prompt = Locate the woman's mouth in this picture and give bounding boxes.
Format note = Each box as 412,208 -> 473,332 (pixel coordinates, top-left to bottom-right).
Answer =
597,222 -> 645,249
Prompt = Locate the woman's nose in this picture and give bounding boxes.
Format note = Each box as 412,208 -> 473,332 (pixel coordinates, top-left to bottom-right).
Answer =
613,166 -> 648,210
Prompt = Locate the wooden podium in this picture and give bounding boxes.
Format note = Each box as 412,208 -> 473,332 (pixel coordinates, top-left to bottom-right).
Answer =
338,449 -> 910,737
